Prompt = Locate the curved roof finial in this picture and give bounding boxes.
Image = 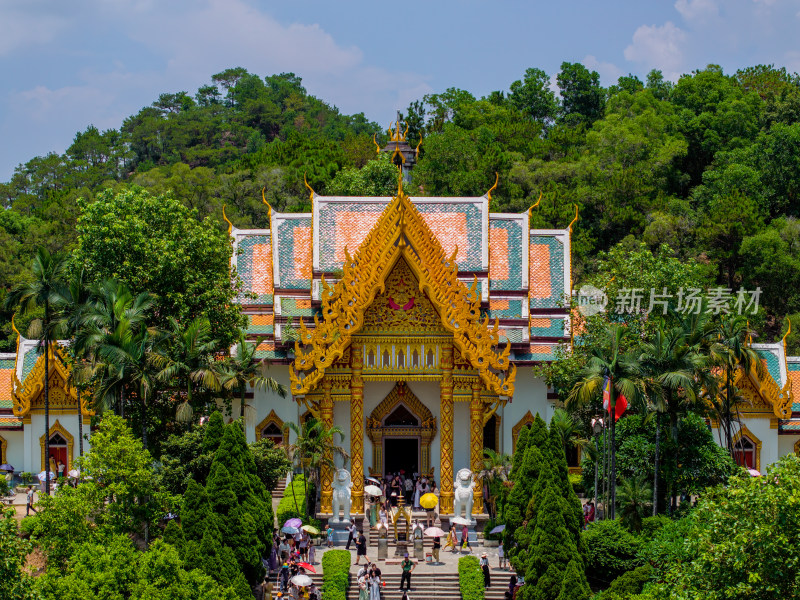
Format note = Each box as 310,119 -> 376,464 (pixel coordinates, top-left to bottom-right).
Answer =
486,172 -> 499,203
373,133 -> 381,154
415,134 -> 423,158
11,313 -> 20,338
261,187 -> 272,220
568,204 -> 579,232
527,192 -> 542,221
222,204 -> 233,235
304,173 -> 316,202
782,316 -> 792,351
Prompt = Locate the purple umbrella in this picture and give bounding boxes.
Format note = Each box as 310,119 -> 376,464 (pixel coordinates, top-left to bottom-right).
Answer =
490,524 -> 506,534
0,464 -> 14,472
284,517 -> 303,528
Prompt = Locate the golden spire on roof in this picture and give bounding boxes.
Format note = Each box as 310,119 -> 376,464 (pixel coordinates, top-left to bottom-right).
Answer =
388,119 -> 409,142
261,187 -> 272,220
486,172 -> 499,203
304,173 -> 316,202
527,192 -> 542,221
373,133 -> 381,154
568,204 -> 579,232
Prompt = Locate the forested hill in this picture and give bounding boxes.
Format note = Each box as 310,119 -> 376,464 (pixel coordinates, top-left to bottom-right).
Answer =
2,63 -> 800,350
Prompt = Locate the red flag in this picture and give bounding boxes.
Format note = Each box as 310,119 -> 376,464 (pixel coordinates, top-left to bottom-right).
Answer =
603,377 -> 627,421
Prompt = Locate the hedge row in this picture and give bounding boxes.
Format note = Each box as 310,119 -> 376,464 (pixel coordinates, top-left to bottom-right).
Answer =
276,474 -> 308,526
458,555 -> 485,600
322,549 -> 351,600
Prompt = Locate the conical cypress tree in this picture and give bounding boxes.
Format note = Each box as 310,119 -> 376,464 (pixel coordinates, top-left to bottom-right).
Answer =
510,425 -> 531,480
556,557 -> 591,600
202,411 -> 225,454
523,485 -> 578,600
182,479 -> 213,542
163,518 -> 185,551
548,421 -> 583,544
505,445 -> 544,560
196,525 -> 252,600
528,414 -> 549,452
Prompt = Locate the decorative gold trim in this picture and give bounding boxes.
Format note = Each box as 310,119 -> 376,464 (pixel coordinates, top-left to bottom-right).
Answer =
255,409 -> 288,446
222,204 -> 233,235
415,134 -> 423,158
39,419 -> 74,471
12,344 -> 94,418
290,176 -> 515,396
794,438 -> 800,454
527,192 -> 542,221
770,418 -> 780,429
486,173 -> 499,203
732,424 -> 762,472
734,360 -> 792,419
512,411 -> 535,450
373,133 -> 381,154
568,204 -> 579,233
366,382 -> 436,476
304,173 -> 315,202
0,434 -> 6,465
261,187 -> 272,220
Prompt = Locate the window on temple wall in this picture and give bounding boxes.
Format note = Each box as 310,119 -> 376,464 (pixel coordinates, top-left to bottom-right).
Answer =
367,349 -> 376,367
383,350 -> 391,367
261,422 -> 283,447
397,350 -> 405,368
733,436 -> 757,469
412,349 -> 420,368
483,415 -> 498,453
426,349 -> 435,367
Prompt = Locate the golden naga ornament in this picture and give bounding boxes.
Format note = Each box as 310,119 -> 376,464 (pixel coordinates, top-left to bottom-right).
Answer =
289,175 -> 516,397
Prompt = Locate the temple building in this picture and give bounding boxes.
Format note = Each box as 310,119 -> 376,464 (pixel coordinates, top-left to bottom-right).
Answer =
1,127 -> 799,513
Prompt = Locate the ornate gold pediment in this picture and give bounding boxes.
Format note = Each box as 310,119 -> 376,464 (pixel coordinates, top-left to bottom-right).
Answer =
734,362 -> 792,419
290,179 -> 515,396
12,344 -> 94,418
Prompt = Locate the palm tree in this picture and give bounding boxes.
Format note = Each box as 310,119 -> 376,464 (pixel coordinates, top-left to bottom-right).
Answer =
708,315 -> 764,455
567,324 -> 643,519
217,332 -> 286,420
638,325 -> 703,515
283,416 -> 348,515
616,475 -> 653,533
4,248 -> 69,495
152,316 -> 221,423
550,408 -> 582,463
80,281 -> 154,416
478,447 -> 512,520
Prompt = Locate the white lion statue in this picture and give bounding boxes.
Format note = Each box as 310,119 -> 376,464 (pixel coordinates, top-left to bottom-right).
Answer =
331,468 -> 353,523
453,468 -> 476,523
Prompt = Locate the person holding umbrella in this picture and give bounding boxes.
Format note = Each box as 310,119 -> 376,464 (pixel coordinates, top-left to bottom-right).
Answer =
444,524 -> 457,552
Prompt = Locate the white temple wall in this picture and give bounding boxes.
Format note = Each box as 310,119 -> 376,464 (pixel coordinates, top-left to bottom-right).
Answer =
248,365 -> 294,444
778,434 -> 798,460
333,400 -> 351,470
3,430 -> 24,471
502,370 -> 551,453
453,401 -> 470,475
733,418 -> 778,470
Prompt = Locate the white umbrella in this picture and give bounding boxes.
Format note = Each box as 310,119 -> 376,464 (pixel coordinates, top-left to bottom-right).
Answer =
291,574 -> 313,587
451,517 -> 471,526
364,485 -> 382,496
366,477 -> 382,485
68,469 -> 80,478
37,471 -> 55,482
425,527 -> 446,537
747,468 -> 761,477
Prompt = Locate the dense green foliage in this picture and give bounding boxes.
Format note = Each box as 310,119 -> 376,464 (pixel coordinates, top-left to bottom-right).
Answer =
0,509 -> 39,600
581,520 -> 643,586
639,455 -> 800,599
276,474 -> 310,526
3,63 -> 800,350
321,549 -> 351,600
458,555 -> 485,600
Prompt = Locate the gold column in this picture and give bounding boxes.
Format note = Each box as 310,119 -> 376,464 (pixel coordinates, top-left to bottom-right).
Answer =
439,343 -> 454,513
320,378 -> 334,513
470,380 -> 484,514
350,341 -> 365,513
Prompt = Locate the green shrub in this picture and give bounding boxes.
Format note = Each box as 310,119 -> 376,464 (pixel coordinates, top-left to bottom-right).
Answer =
638,515 -> 671,541
19,472 -> 34,484
458,555 -> 485,600
277,475 -> 308,526
581,519 -> 643,586
322,549 -> 350,600
569,472 -> 584,495
605,564 -> 652,597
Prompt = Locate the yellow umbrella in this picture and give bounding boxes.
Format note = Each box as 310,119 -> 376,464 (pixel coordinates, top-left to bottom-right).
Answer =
301,524 -> 320,535
420,493 -> 438,510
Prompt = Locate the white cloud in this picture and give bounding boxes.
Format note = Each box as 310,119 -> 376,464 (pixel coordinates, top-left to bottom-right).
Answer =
0,5 -> 69,56
583,55 -> 623,83
675,0 -> 718,22
624,22 -> 688,78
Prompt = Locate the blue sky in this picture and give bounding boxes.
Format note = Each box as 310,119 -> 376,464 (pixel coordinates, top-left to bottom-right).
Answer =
2,0 -> 800,181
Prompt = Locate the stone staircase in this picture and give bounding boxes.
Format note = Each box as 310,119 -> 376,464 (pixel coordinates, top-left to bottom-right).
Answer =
345,571 -> 508,600
271,473 -> 289,499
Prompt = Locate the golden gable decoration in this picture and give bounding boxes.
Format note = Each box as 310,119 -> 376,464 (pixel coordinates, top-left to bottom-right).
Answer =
289,178 -> 515,397
13,344 -> 94,419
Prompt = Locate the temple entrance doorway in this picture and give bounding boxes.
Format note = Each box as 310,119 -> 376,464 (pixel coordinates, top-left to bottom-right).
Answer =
383,437 -> 419,477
